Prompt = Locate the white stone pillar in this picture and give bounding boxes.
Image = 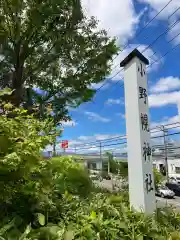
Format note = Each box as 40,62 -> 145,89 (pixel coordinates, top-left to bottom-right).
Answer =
177,103 -> 180,118
120,49 -> 156,214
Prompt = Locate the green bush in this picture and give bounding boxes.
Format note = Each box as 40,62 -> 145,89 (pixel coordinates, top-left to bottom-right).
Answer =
0,92 -> 93,238
2,193 -> 180,239
1,91 -> 180,239
48,156 -> 92,197
153,168 -> 163,188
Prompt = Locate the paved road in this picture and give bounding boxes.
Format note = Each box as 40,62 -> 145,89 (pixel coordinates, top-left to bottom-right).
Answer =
156,196 -> 180,210
94,179 -> 180,210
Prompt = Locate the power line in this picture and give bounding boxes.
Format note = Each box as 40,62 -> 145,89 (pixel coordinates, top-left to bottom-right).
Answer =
86,31 -> 180,124
168,5 -> 180,19
73,135 -> 127,148
75,141 -> 127,151
63,3 -> 180,128
55,1 -> 180,120
149,30 -> 180,59
110,0 -> 174,64
93,2 -> 180,95
109,34 -> 180,95
140,19 -> 180,54
151,131 -> 180,139
151,121 -> 180,131
84,1 -> 177,96
74,130 -> 180,152
72,121 -> 180,149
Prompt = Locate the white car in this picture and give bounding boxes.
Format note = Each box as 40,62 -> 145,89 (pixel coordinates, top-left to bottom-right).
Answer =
155,185 -> 175,198
89,174 -> 102,181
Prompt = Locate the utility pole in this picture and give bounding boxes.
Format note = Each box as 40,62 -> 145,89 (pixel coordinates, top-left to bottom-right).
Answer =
108,157 -> 110,174
162,125 -> 169,182
99,141 -> 102,170
111,152 -> 114,190
53,142 -> 56,156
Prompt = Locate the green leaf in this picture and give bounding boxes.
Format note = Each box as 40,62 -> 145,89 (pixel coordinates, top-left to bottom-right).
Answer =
0,88 -> 13,97
64,231 -> 74,240
0,0 -> 118,123
0,219 -> 15,235
90,211 -> 97,219
118,222 -> 128,230
19,224 -> 31,240
37,213 -> 46,226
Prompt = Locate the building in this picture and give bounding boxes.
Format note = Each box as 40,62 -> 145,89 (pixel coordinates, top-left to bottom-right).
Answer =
42,144 -> 180,176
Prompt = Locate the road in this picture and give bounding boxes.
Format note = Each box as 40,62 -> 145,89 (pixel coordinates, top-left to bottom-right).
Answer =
94,179 -> 180,210
156,196 -> 180,210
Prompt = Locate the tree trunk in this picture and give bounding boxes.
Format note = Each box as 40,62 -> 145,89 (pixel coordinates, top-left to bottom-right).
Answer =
53,142 -> 56,156
11,41 -> 25,106
11,63 -> 24,106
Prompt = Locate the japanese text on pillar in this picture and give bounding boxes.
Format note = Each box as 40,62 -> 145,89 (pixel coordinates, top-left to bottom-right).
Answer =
139,66 -> 153,194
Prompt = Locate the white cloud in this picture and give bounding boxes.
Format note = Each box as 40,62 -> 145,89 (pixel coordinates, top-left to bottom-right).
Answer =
149,91 -> 180,107
78,133 -> 123,142
116,113 -> 126,119
138,0 -> 180,44
138,0 -> 179,20
106,98 -> 123,105
88,43 -> 160,91
150,115 -> 180,140
81,0 -> 140,44
61,120 -> 77,127
67,107 -> 79,112
90,81 -> 110,90
85,111 -> 111,122
45,134 -> 127,154
168,21 -> 180,44
81,0 -> 160,81
96,134 -> 122,141
150,76 -> 180,93
109,44 -> 160,81
150,114 -> 180,145
75,133 -> 126,153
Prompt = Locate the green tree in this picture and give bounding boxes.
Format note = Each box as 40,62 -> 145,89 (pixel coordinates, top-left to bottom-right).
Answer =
0,90 -> 92,232
0,0 -> 118,123
105,152 -> 113,173
153,168 -> 163,189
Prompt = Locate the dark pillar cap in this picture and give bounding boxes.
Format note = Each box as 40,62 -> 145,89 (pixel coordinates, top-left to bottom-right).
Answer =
120,49 -> 149,67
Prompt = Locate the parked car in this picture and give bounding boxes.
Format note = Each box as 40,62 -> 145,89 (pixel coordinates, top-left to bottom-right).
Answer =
166,182 -> 180,196
155,185 -> 175,198
89,174 -> 102,181
100,171 -> 111,180
89,174 -> 99,181
169,176 -> 180,184
104,174 -> 111,180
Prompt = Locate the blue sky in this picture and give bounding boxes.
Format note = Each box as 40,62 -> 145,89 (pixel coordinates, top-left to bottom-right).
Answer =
52,0 -> 180,153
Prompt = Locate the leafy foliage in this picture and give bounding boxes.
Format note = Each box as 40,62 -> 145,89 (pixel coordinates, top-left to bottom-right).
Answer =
48,156 -> 92,197
0,92 -> 92,238
0,0 -> 118,123
1,192 -> 180,239
1,91 -> 180,239
153,168 -> 164,188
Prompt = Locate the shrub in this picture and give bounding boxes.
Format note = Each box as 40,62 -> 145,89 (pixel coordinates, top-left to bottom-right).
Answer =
0,91 -> 92,237
1,90 -> 180,239
3,193 -> 179,240
48,156 -> 92,197
0,92 -> 57,222
153,168 -> 163,188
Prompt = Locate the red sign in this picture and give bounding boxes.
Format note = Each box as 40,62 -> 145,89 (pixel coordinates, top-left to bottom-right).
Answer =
61,140 -> 68,149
